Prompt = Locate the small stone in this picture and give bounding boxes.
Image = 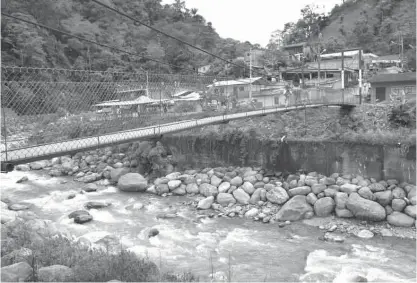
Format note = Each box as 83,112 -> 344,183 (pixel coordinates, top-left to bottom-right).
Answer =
357,229 -> 374,239
148,228 -> 159,238
8,203 -> 30,211
16,176 -> 29,183
83,183 -> 98,192
328,225 -> 337,232
285,220 -> 291,225
380,228 -> 393,237
84,202 -> 110,210
278,222 -> 286,228
74,214 -> 93,224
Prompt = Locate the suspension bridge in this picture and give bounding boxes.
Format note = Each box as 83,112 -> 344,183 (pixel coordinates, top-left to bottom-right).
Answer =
1,67 -> 359,170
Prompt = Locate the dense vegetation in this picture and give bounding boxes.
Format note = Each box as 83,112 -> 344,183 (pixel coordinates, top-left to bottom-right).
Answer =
266,0 -> 416,70
2,221 -> 197,282
1,0 -> 254,77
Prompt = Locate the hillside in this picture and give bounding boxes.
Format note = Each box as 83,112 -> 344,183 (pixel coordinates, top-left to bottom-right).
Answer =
270,0 -> 416,70
1,0 -> 253,76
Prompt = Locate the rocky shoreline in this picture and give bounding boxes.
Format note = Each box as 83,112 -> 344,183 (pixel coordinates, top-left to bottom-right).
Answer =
10,140 -> 417,240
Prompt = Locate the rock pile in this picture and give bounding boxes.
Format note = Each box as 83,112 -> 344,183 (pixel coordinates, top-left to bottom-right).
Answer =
139,167 -> 416,227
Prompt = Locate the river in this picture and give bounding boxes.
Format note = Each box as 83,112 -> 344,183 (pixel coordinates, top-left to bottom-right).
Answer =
2,170 -> 416,282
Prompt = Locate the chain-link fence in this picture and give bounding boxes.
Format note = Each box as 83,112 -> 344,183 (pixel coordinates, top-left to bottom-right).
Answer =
1,66 -> 360,164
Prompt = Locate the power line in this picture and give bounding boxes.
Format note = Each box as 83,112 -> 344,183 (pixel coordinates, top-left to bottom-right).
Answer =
1,12 -> 197,73
90,0 -> 264,76
1,13 -> 264,85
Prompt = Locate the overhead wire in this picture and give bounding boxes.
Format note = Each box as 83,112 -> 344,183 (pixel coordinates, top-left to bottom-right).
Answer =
1,12 -> 199,74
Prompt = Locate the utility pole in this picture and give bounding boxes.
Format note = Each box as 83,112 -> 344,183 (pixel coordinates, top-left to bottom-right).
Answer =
317,38 -> 321,98
249,48 -> 252,100
146,71 -> 149,97
358,49 -> 362,104
301,55 -> 305,88
341,50 -> 345,103
400,32 -> 404,70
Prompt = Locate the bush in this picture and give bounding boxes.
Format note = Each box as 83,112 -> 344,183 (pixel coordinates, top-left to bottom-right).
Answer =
2,221 -> 198,282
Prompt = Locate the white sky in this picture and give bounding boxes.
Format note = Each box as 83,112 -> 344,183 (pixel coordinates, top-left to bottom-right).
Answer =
162,0 -> 343,47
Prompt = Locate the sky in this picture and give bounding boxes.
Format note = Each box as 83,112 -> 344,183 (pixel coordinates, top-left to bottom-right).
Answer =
162,0 -> 343,47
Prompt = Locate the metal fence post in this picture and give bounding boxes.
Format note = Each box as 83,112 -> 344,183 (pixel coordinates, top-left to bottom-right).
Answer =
2,105 -> 8,162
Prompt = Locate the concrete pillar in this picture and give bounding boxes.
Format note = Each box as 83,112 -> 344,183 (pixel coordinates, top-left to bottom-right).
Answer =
309,73 -> 312,80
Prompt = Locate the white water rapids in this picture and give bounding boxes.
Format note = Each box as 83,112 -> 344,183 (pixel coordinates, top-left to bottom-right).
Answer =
1,170 -> 416,282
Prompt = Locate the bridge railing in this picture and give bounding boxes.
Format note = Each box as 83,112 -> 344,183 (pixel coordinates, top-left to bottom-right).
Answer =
1,66 -> 359,163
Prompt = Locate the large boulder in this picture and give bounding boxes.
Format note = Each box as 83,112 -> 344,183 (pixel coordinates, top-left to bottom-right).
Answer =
288,186 -> 311,197
346,193 -> 386,221
241,182 -> 255,195
230,176 -> 243,187
334,192 -> 349,209
368,183 -> 385,192
306,193 -> 318,205
1,262 -> 33,282
392,187 -> 406,199
391,199 -> 407,212
110,168 -> 130,182
218,182 -> 231,193
249,188 -> 263,204
210,175 -> 223,187
311,184 -> 326,195
167,180 -> 181,191
1,248 -> 33,267
38,265 -> 74,282
340,184 -> 360,194
244,208 -> 259,218
335,208 -> 354,218
232,188 -> 250,205
216,193 -> 236,206
185,183 -> 199,194
1,209 -> 17,224
118,173 -> 148,192
197,196 -> 214,210
387,211 -> 415,227
358,187 -> 375,201
404,205 -> 416,218
276,195 -> 313,221
374,191 -> 393,206
266,187 -> 289,204
314,197 -> 335,217
199,183 -> 218,197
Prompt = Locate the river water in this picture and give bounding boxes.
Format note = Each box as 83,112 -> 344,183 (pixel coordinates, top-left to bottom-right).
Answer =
2,170 -> 416,282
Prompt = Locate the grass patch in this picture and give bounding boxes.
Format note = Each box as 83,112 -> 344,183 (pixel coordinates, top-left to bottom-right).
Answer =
2,221 -> 198,282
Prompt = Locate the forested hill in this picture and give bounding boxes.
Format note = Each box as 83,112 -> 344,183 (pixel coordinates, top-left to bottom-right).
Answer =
1,0 -> 253,75
268,0 -> 416,70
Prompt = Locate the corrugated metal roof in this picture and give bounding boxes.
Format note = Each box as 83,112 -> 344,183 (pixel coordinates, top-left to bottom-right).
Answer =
369,72 -> 416,83
207,77 -> 263,87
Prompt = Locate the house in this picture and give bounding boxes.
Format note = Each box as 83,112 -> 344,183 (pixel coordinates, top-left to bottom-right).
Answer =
368,72 -> 416,103
282,42 -> 306,60
206,77 -> 285,108
198,64 -> 211,74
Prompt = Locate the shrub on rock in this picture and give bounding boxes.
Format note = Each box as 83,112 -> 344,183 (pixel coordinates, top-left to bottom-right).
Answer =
276,195 -> 313,221
38,265 -> 74,282
346,193 -> 386,221
314,197 -> 335,217
118,173 -> 148,192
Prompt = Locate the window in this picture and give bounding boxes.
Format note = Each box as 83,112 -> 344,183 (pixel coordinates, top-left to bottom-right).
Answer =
239,86 -> 244,91
274,96 -> 279,105
220,87 -> 225,94
214,88 -> 219,94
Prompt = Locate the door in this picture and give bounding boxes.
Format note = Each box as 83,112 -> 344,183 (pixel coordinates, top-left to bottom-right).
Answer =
375,87 -> 386,102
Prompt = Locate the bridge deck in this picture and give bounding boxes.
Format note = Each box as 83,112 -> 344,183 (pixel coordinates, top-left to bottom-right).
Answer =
1,103 -> 352,165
